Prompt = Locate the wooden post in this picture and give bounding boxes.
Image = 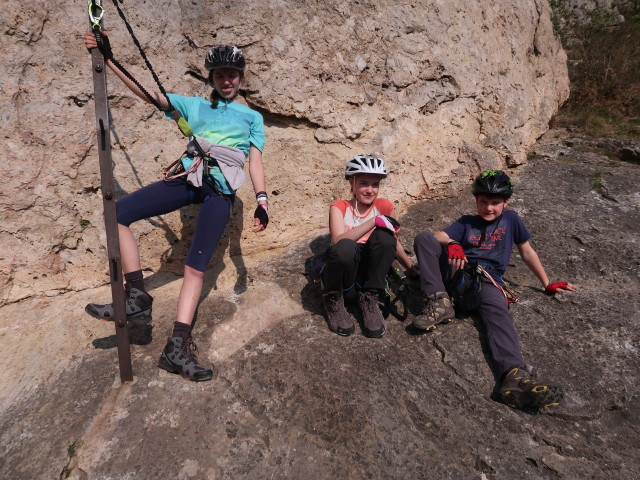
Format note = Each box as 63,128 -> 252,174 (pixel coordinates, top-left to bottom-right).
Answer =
89,13 -> 134,383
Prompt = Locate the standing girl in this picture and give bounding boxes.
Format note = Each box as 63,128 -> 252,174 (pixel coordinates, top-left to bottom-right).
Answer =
322,154 -> 415,338
83,32 -> 269,382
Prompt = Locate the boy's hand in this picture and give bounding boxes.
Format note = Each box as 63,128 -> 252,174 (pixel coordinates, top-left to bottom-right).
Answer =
545,281 -> 576,294
447,241 -> 467,270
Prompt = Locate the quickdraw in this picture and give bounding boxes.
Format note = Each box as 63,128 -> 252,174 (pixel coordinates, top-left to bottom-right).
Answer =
476,264 -> 519,304
162,154 -> 202,182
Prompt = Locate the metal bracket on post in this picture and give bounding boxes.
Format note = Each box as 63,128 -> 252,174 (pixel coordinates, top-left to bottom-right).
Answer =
89,5 -> 133,383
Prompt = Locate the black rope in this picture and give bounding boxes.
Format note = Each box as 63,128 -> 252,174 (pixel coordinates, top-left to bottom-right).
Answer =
108,0 -> 173,112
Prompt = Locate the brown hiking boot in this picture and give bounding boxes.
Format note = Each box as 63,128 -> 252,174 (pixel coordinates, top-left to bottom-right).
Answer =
412,292 -> 454,331
499,366 -> 564,410
358,291 -> 386,338
322,292 -> 355,336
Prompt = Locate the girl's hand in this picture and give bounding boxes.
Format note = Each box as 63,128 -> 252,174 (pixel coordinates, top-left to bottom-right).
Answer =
84,30 -> 112,59
252,204 -> 268,232
84,31 -> 99,50
374,215 -> 400,234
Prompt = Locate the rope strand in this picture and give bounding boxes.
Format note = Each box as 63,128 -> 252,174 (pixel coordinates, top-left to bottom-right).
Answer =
109,0 -> 173,111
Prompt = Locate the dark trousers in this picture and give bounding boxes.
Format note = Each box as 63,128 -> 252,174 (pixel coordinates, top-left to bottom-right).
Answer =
413,232 -> 525,377
323,229 -> 397,295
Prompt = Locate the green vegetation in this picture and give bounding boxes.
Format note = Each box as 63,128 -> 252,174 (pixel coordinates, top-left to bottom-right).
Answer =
550,1 -> 640,139
79,219 -> 91,228
571,142 -> 617,158
67,439 -> 80,458
591,170 -> 604,192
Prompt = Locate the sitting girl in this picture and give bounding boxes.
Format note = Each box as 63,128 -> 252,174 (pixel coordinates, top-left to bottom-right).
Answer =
322,154 -> 415,337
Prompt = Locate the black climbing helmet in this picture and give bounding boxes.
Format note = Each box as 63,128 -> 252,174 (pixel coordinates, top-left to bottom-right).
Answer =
345,154 -> 388,179
204,45 -> 245,71
472,170 -> 513,198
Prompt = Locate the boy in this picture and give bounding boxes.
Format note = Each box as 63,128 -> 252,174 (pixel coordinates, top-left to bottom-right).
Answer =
412,170 -> 575,410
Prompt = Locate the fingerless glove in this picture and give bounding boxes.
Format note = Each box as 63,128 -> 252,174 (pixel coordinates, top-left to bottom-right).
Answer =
254,204 -> 269,229
374,215 -> 400,233
545,281 -> 568,294
447,241 -> 465,261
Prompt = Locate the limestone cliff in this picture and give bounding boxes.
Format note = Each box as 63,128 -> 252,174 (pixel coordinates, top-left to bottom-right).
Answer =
0,0 -> 568,305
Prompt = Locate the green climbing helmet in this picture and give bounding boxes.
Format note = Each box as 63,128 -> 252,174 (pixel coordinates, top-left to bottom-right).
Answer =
471,170 -> 513,198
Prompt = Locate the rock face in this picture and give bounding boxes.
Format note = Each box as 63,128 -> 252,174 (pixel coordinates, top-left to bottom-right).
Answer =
1,130 -> 638,479
0,0 -> 568,305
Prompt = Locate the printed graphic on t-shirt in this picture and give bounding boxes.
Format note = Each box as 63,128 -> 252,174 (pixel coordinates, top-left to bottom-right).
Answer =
469,225 -> 507,250
443,210 -> 531,276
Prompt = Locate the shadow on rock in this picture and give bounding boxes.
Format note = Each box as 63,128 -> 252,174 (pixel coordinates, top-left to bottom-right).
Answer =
92,322 -> 154,349
299,234 -> 331,316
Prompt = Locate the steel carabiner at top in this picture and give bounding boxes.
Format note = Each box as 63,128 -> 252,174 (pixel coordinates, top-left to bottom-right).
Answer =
88,0 -> 104,30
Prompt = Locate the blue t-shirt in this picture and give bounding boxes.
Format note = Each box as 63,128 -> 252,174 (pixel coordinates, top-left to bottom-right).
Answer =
443,210 -> 531,281
165,94 -> 265,194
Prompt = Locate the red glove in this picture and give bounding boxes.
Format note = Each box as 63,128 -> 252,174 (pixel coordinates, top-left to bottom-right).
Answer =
545,281 -> 569,294
447,241 -> 465,261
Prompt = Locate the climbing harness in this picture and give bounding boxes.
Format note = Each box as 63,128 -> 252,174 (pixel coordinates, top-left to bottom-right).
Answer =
448,262 -> 518,311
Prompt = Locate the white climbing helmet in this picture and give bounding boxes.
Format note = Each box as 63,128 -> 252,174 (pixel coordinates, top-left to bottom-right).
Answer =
345,154 -> 388,179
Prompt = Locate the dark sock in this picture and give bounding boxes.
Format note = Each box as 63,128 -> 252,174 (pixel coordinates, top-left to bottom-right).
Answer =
124,270 -> 146,292
171,321 -> 192,340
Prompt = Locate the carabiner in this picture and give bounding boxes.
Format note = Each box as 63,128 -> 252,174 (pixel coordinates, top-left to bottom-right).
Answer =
88,0 -> 104,31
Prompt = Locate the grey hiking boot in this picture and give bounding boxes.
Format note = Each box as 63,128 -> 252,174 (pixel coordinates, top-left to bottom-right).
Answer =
158,336 -> 214,382
499,365 -> 564,410
412,292 -> 454,331
322,292 -> 355,336
358,291 -> 386,338
85,287 -> 153,322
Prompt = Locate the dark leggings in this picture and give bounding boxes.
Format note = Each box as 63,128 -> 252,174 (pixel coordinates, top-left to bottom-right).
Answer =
116,178 -> 232,272
322,228 -> 397,295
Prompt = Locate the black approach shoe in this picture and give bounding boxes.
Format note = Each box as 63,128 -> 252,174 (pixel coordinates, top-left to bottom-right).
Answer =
322,292 -> 355,336
158,336 -> 214,382
358,291 -> 386,338
499,366 -> 564,411
85,287 -> 153,322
